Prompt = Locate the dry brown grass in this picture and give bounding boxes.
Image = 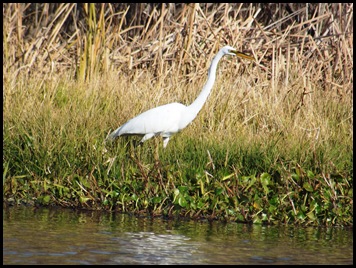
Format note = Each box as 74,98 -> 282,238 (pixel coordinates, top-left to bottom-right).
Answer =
3,4 -> 352,86
3,5 -> 353,226
3,3 -> 353,155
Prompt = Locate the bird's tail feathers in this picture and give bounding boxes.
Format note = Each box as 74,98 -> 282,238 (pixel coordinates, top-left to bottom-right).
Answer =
106,128 -> 120,142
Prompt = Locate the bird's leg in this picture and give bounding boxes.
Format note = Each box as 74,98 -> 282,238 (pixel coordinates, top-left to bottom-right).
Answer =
133,140 -> 142,148
140,133 -> 155,145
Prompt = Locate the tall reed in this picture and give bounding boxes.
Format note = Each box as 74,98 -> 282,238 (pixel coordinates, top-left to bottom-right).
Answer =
3,4 -> 353,225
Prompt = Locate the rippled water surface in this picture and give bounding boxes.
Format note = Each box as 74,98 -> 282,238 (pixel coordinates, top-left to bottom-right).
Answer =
3,206 -> 353,265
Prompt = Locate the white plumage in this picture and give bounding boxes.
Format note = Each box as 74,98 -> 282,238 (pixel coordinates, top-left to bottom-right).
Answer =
108,46 -> 253,148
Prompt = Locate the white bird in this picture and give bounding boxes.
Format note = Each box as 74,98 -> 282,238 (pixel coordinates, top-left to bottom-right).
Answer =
108,45 -> 253,148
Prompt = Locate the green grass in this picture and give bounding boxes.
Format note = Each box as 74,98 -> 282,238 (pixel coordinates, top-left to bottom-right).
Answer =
3,3 -> 352,226
3,70 -> 353,226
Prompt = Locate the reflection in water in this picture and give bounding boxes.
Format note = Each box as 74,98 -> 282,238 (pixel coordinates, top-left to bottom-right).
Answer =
3,206 -> 353,265
111,232 -> 200,264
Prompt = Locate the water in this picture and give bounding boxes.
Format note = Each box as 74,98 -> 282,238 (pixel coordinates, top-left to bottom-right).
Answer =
3,206 -> 353,265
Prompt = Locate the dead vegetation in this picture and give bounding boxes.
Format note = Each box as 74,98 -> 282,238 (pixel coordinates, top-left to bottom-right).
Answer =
3,3 -> 353,94
3,4 -> 353,225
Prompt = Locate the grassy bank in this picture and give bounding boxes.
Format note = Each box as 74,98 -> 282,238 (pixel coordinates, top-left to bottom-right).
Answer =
3,4 -> 353,226
3,69 -> 352,225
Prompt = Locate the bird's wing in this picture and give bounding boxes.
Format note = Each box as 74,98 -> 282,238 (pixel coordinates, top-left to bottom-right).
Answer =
117,102 -> 186,136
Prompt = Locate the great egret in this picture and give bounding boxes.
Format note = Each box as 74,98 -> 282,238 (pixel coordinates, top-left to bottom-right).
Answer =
108,45 -> 253,148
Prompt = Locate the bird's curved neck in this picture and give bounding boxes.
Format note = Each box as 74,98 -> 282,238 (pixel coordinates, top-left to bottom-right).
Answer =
187,50 -> 225,117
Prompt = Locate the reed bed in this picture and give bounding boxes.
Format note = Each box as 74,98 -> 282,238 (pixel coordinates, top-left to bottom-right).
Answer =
3,3 -> 353,226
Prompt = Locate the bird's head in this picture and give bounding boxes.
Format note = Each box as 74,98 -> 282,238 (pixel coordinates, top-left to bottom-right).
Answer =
221,45 -> 254,61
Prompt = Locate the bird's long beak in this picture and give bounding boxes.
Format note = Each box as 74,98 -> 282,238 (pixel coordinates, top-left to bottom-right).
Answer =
234,51 -> 254,61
